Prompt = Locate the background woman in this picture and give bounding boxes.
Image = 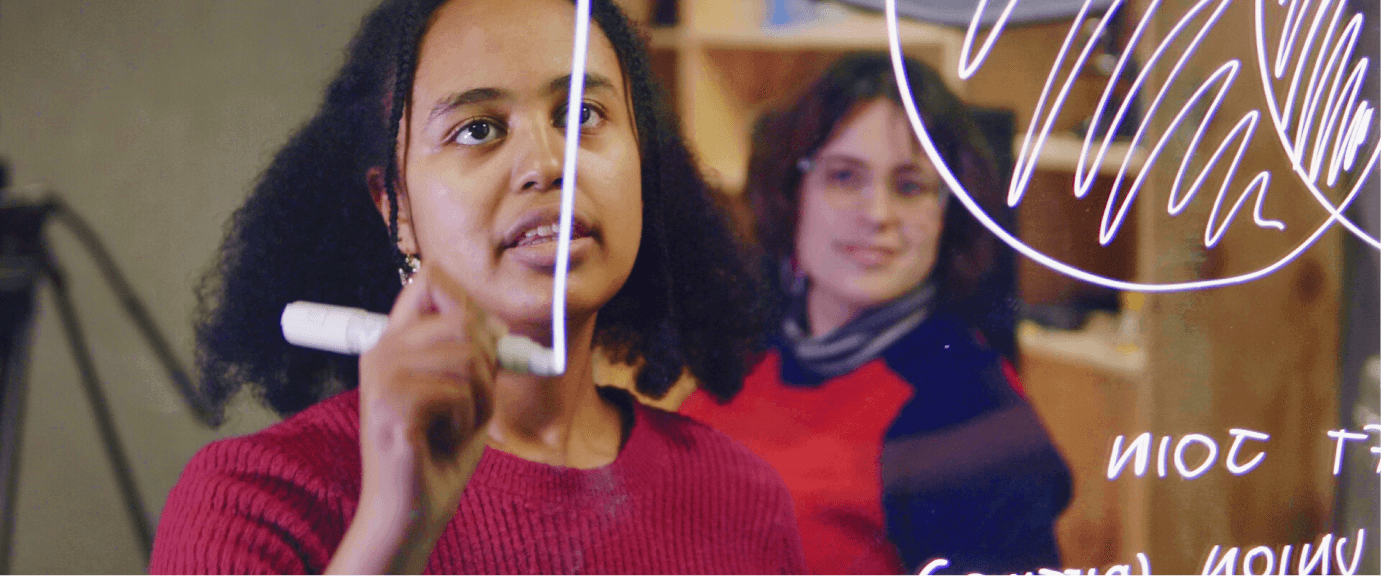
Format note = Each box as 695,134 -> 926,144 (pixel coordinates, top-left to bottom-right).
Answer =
680,53 -> 1072,575
150,0 -> 803,572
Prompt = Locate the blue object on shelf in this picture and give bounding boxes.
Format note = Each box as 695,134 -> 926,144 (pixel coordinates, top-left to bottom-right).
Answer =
766,0 -> 818,27
834,0 -> 1117,27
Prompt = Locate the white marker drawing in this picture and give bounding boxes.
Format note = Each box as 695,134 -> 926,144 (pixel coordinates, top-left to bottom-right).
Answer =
885,0 -> 1378,292
958,0 -> 1023,80
549,0 -> 594,375
1254,0 -> 1379,248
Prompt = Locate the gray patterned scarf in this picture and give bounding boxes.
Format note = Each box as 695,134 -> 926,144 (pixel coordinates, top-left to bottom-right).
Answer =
779,260 -> 937,380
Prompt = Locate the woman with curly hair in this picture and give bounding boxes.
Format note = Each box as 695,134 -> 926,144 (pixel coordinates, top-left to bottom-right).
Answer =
149,0 -> 802,573
680,53 -> 1072,575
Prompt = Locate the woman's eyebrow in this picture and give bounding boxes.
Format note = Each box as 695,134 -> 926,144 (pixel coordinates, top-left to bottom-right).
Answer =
543,72 -> 617,97
427,87 -> 510,124
819,153 -> 868,166
425,72 -> 616,127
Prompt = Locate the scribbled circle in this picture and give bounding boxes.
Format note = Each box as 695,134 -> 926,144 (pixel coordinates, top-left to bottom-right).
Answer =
1251,0 -> 1380,249
882,0 -> 1378,292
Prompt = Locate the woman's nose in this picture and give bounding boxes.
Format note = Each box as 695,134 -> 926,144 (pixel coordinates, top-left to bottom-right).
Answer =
859,182 -> 897,227
510,119 -> 565,193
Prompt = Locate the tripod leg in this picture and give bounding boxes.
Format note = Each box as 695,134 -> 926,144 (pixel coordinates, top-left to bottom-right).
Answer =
0,280 -> 37,574
48,206 -> 210,425
42,249 -> 153,564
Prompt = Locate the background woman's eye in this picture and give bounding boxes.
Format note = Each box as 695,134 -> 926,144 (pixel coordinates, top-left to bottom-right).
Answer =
453,120 -> 501,145
896,179 -> 936,197
828,169 -> 860,187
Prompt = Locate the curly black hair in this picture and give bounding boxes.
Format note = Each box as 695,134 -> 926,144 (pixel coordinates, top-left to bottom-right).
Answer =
192,0 -> 767,425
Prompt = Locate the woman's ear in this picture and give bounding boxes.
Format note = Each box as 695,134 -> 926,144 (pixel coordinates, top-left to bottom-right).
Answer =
367,166 -> 419,255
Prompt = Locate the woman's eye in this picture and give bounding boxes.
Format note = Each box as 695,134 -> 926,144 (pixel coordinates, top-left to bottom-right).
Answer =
827,169 -> 860,187
557,103 -> 603,129
897,179 -> 937,197
452,120 -> 503,146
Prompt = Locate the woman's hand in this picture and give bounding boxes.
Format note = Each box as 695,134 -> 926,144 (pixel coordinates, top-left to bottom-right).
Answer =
327,263 -> 499,574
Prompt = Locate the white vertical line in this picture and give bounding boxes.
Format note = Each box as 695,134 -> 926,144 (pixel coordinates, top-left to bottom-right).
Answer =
552,0 -> 592,375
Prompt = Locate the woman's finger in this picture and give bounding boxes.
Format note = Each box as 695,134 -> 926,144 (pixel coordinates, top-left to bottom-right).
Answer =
421,261 -> 475,318
389,318 -> 475,350
394,365 -> 493,460
389,342 -> 491,374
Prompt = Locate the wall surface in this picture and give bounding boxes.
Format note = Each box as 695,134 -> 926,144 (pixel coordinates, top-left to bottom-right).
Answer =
0,1 -> 376,571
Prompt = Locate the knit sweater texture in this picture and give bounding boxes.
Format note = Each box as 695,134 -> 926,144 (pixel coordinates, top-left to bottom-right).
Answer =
151,388 -> 806,574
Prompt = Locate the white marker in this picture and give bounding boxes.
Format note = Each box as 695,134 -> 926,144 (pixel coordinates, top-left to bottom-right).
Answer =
280,301 -> 559,376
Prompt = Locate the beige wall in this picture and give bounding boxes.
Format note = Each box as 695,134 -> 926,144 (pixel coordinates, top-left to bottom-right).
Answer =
0,1 -> 376,571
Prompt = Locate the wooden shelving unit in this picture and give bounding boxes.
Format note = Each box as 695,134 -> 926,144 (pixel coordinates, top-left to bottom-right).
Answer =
692,11 -> 961,52
1018,315 -> 1146,380
638,1 -> 965,196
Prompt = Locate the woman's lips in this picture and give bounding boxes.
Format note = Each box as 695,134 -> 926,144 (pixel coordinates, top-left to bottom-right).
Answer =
500,206 -> 598,249
506,232 -> 595,269
500,206 -> 601,270
838,243 -> 898,268
512,222 -> 594,248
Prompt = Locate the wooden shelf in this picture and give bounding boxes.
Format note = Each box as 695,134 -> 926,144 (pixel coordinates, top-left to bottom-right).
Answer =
1016,133 -> 1147,176
704,132 -> 1149,196
691,12 -> 961,52
1018,313 -> 1146,380
700,159 -> 747,196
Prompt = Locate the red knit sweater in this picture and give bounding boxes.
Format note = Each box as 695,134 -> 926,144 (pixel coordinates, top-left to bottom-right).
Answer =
150,389 -> 805,574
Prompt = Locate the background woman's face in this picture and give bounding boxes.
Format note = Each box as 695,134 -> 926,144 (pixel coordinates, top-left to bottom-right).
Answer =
394,0 -> 642,335
794,99 -> 946,311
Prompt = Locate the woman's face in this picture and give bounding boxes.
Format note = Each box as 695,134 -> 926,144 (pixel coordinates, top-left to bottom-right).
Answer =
384,0 -> 642,335
794,99 -> 947,312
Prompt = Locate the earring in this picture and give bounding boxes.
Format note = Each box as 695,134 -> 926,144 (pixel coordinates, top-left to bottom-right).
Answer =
399,254 -> 421,285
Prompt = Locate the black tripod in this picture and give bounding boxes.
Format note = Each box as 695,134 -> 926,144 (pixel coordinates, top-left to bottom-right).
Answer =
0,193 -> 209,571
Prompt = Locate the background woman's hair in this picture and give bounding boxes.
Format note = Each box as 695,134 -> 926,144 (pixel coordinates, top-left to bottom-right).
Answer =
745,52 -> 1017,356
192,0 -> 767,425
